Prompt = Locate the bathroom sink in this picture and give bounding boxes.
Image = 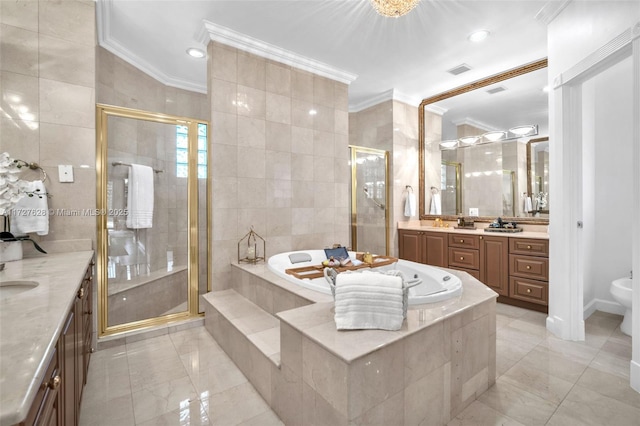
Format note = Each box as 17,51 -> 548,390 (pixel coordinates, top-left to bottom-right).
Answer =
0,280 -> 39,300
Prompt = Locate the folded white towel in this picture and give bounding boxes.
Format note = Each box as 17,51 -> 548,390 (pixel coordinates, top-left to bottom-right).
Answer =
11,180 -> 49,236
404,193 -> 416,217
334,271 -> 404,331
126,164 -> 154,229
429,193 -> 441,215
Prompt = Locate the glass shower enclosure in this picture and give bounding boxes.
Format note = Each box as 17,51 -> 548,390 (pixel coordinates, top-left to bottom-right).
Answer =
350,146 -> 389,256
96,105 -> 210,336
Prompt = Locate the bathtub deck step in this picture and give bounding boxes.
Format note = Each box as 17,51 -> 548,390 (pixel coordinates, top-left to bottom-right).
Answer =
203,289 -> 281,366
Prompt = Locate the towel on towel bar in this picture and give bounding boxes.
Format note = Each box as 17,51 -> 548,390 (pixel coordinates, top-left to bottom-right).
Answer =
429,193 -> 441,215
334,270 -> 404,331
126,164 -> 154,229
404,192 -> 416,217
11,180 -> 49,236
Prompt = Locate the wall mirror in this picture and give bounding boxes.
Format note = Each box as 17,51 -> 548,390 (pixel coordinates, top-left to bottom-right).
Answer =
419,59 -> 549,224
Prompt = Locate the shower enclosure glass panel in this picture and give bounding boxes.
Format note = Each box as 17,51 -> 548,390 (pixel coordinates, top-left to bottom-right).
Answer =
350,146 -> 389,256
97,105 -> 209,335
441,161 -> 461,215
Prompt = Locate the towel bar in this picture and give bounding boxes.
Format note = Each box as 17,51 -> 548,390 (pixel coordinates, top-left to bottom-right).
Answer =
112,161 -> 164,173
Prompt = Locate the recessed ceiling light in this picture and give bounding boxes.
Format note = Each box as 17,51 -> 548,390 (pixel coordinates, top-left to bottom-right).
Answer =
309,109 -> 317,116
468,29 -> 490,43
186,48 -> 205,58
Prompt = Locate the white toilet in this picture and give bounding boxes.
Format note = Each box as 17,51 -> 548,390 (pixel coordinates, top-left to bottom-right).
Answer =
610,276 -> 633,336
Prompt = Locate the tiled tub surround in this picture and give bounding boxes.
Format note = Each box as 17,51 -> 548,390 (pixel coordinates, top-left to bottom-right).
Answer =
203,262 -> 497,425
0,251 -> 94,425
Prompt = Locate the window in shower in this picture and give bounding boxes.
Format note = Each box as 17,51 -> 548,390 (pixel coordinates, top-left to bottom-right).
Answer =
176,124 -> 208,178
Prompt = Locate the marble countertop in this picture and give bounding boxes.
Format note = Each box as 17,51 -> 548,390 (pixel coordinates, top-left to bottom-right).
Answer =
0,251 -> 94,426
277,269 -> 498,363
398,222 -> 549,240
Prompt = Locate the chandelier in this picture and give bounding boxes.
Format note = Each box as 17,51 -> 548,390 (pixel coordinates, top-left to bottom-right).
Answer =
370,0 -> 420,18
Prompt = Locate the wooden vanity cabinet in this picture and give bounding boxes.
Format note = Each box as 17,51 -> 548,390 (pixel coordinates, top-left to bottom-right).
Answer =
479,236 -> 509,296
508,238 -> 549,310
18,261 -> 93,426
398,230 -> 448,267
399,229 -> 548,312
20,346 -> 61,426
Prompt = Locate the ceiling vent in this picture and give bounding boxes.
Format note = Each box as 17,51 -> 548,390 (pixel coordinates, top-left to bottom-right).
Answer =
486,86 -> 507,95
447,63 -> 472,76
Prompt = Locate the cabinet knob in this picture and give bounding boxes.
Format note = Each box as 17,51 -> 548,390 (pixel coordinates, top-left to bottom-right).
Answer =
48,375 -> 61,390
77,287 -> 85,299
526,265 -> 531,270
527,245 -> 531,249
479,236 -> 483,240
460,257 -> 464,261
460,239 -> 464,243
526,288 -> 532,293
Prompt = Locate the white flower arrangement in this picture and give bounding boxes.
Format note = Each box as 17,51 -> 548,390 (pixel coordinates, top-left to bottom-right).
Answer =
535,192 -> 548,209
0,152 -> 30,216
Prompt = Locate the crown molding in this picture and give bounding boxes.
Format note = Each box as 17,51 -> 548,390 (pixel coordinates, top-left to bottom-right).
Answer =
202,20 -> 357,85
348,89 -> 420,113
535,0 -> 572,25
451,117 -> 498,132
424,104 -> 447,116
96,0 -> 207,94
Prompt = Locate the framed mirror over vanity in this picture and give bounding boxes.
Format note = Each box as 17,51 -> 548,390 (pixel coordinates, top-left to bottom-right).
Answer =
401,58 -> 551,313
419,58 -> 549,224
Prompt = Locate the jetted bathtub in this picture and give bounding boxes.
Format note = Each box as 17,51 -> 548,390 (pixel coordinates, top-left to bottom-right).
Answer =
267,250 -> 463,305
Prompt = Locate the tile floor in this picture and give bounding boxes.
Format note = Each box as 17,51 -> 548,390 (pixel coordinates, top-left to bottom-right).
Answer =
79,304 -> 640,425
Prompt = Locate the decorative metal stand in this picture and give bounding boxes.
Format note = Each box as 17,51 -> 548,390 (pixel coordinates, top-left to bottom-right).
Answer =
238,227 -> 265,264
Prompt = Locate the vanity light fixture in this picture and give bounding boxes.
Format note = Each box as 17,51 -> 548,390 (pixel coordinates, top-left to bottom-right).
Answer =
482,130 -> 506,142
468,29 -> 490,43
369,0 -> 420,17
186,48 -> 206,58
439,125 -> 539,150
542,85 -> 550,93
459,136 -> 480,145
439,140 -> 458,149
508,125 -> 537,137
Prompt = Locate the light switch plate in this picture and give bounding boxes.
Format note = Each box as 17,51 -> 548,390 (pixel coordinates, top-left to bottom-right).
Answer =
469,207 -> 479,216
58,165 -> 74,182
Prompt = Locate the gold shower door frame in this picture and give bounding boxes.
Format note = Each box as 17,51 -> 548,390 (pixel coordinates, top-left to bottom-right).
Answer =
95,104 -> 211,337
349,146 -> 390,256
441,161 -> 462,215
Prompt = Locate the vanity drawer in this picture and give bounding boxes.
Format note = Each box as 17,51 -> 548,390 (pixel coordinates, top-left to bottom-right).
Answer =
509,238 -> 549,257
510,277 -> 548,305
509,255 -> 548,281
448,248 -> 479,270
448,234 -> 479,249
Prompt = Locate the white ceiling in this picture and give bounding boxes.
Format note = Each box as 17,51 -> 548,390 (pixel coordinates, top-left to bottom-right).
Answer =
98,0 -> 553,111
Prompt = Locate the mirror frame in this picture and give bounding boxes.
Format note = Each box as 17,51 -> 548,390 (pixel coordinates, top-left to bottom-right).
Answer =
526,136 -> 550,214
418,58 -> 549,225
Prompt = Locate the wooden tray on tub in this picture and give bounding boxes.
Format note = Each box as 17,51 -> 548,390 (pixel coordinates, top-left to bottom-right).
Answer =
285,255 -> 399,280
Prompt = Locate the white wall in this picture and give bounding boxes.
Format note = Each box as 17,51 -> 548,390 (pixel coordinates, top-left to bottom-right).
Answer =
583,56 -> 634,314
547,0 -> 640,393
